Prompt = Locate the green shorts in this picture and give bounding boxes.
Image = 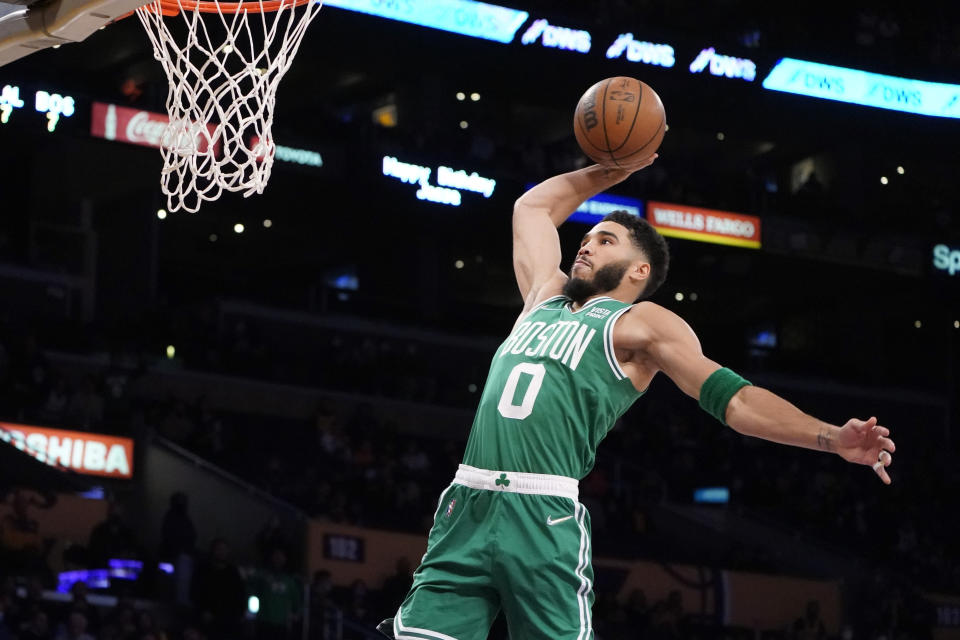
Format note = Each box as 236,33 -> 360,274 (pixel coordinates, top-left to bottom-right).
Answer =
384,465 -> 594,640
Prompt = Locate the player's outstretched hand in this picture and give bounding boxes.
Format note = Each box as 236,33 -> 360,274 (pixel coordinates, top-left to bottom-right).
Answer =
836,416 -> 896,484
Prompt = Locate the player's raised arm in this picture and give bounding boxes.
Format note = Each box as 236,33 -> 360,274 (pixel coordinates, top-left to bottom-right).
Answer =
512,157 -> 657,307
618,303 -> 897,484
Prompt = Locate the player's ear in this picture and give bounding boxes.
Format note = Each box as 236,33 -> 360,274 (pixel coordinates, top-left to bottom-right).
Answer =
629,260 -> 650,286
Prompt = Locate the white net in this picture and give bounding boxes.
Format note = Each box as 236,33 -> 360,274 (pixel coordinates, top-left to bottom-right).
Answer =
136,0 -> 323,212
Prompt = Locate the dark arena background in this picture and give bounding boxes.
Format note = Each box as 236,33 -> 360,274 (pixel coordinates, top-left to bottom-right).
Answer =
0,1 -> 959,639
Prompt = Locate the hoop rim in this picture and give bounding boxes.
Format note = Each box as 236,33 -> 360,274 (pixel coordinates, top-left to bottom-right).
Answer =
147,0 -> 313,16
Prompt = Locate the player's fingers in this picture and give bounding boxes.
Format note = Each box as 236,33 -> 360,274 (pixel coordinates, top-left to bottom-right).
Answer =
880,436 -> 896,453
872,453 -> 892,484
876,465 -> 892,485
625,153 -> 658,171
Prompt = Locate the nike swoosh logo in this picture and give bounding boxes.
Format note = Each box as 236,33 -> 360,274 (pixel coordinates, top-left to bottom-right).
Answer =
546,515 -> 574,526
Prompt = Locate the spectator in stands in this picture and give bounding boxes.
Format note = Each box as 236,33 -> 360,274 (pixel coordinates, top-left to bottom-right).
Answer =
135,611 -> 167,640
18,606 -> 51,640
378,558 -> 412,620
192,397 -> 225,461
181,624 -> 208,640
307,570 -> 337,640
159,401 -> 196,444
160,492 -> 196,559
792,599 -> 827,640
0,489 -> 52,576
10,334 -> 50,419
60,582 -> 100,637
160,492 -> 197,605
344,579 -> 371,626
0,586 -> 12,640
100,598 -> 137,640
624,589 -> 651,633
250,547 -> 301,640
14,577 -> 47,629
87,500 -> 138,568
190,538 -> 246,640
38,376 -> 70,426
651,590 -> 686,640
54,611 -> 94,640
65,375 -> 104,430
255,516 -> 288,567
399,442 -> 429,476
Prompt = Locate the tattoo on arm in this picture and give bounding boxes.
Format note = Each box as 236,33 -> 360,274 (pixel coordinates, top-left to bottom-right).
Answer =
816,427 -> 833,452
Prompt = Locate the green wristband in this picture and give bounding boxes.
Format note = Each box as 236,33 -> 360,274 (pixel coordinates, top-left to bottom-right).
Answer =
699,367 -> 752,426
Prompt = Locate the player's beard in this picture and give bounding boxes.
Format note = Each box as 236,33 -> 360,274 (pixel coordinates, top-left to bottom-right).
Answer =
563,259 -> 631,305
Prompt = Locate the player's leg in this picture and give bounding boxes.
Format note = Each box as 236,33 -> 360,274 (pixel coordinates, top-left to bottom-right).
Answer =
494,494 -> 595,639
378,484 -> 500,640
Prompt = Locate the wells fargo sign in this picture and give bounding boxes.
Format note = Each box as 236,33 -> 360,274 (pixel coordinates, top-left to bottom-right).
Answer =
647,201 -> 761,249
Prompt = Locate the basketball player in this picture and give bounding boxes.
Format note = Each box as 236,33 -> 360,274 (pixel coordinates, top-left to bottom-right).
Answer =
378,156 -> 896,640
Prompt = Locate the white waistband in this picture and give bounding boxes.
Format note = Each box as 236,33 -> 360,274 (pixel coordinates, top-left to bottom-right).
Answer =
454,464 -> 579,500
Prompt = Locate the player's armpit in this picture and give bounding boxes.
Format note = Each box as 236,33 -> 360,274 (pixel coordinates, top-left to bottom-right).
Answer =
616,302 -> 721,399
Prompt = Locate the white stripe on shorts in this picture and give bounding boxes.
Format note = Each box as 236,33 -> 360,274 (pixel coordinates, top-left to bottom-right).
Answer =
574,502 -> 593,640
394,610 -> 459,640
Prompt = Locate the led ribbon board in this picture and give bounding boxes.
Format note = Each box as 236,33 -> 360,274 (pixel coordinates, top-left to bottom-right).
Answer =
606,34 -> 675,68
520,18 -> 591,53
763,58 -> 960,119
323,0 -> 529,43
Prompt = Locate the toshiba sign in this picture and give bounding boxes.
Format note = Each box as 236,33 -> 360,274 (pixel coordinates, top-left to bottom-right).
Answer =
0,423 -> 134,479
647,201 -> 761,249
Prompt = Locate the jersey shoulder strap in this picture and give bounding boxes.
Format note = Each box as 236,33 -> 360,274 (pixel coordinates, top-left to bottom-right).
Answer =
601,302 -> 635,382
530,294 -> 569,313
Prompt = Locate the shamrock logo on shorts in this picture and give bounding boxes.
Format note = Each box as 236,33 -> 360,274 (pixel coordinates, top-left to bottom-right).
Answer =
495,473 -> 510,488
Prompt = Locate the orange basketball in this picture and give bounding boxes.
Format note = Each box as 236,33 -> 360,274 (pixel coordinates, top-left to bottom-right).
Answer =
573,76 -> 666,167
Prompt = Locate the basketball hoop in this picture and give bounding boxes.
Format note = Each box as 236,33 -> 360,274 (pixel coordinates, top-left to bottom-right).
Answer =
135,0 -> 323,212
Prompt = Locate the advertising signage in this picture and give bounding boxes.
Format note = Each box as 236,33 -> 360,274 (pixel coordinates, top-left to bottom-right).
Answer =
647,201 -> 761,249
688,47 -> 756,82
521,187 -> 643,224
323,0 -> 529,44
762,58 -> 960,119
605,33 -> 675,68
571,192 -> 644,223
932,244 -> 960,277
0,422 -> 134,479
521,18 -> 591,53
92,102 -> 323,168
91,102 -> 219,153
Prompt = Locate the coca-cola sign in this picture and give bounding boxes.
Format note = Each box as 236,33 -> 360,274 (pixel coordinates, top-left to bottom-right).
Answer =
90,102 -> 219,154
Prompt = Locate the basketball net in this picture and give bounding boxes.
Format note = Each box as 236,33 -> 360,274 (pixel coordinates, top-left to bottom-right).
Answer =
136,0 -> 323,212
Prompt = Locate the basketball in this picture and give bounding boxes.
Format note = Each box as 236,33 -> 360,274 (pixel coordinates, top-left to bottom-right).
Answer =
574,76 -> 666,168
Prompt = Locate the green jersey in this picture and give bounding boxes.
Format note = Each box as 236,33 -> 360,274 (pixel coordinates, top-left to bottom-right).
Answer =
462,295 -> 644,479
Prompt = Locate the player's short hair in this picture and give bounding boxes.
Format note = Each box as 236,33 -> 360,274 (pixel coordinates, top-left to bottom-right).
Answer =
601,210 -> 670,300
